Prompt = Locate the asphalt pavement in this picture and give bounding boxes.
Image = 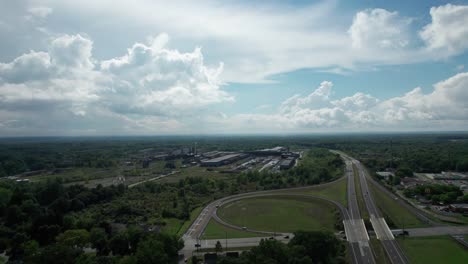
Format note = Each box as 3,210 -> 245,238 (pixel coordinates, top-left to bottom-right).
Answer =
353,159 -> 409,264
180,150 -> 467,264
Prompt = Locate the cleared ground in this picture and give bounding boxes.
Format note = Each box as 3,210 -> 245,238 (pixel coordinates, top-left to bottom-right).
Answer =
217,196 -> 338,233
397,236 -> 468,264
200,219 -> 262,240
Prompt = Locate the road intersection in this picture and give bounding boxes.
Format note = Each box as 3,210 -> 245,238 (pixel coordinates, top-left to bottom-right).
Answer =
180,150 -> 467,263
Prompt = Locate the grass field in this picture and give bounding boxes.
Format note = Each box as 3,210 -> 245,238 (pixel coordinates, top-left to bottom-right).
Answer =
398,236 -> 468,264
286,177 -> 348,206
217,196 -> 338,233
160,165 -> 229,183
201,219 -> 262,239
368,181 -> 427,228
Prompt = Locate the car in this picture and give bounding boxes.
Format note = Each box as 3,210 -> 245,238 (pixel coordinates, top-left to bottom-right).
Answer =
284,235 -> 290,239
242,226 -> 247,230
269,237 -> 274,240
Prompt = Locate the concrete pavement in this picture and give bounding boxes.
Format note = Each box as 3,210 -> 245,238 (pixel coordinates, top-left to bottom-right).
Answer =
353,159 -> 409,264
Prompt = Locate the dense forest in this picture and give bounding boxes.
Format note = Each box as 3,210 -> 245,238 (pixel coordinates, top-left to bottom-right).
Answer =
0,179 -> 182,263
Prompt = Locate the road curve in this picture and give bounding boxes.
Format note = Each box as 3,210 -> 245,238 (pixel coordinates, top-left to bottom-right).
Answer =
181,153 -> 369,264
183,175 -> 347,240
211,193 -> 350,234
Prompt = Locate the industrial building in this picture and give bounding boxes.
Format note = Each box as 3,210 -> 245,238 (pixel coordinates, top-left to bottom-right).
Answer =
279,157 -> 296,170
249,146 -> 287,156
201,153 -> 246,167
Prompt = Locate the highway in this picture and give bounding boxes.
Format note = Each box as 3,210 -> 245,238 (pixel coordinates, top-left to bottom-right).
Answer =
180,150 -> 466,263
353,159 -> 409,264
343,159 -> 376,264
181,155 -> 373,264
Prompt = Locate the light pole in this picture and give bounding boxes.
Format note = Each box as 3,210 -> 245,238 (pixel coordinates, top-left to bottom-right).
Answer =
225,231 -> 228,252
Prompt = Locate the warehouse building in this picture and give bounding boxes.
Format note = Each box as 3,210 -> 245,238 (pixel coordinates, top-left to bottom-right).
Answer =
201,153 -> 246,167
279,157 -> 296,170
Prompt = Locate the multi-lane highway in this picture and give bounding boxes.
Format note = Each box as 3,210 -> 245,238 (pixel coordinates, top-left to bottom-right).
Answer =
343,159 -> 376,264
353,159 -> 409,264
181,150 -> 466,263
181,154 -> 374,264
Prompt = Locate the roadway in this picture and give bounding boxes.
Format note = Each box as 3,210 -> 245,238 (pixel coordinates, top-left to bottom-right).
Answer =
343,158 -> 376,264
181,156 -> 373,264
180,150 -> 467,263
353,159 -> 409,264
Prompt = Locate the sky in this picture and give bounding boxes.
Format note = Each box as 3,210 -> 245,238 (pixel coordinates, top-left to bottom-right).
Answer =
0,0 -> 468,136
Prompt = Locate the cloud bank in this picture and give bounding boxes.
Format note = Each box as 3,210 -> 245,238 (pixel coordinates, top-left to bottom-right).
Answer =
1,2 -> 468,135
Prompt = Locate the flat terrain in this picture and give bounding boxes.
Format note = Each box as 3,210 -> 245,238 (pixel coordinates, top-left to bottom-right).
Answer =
200,219 -> 262,239
369,181 -> 427,228
217,196 -> 338,233
286,177 -> 347,206
397,236 -> 468,264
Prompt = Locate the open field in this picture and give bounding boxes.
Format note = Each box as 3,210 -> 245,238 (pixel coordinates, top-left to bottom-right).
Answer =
398,236 -> 468,264
368,181 -> 427,228
201,219 -> 262,239
285,177 -> 347,206
217,196 -> 338,233
160,165 -> 229,183
23,159 -> 235,188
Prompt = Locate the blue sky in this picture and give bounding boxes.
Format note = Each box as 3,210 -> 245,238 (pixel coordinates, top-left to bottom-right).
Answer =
0,0 -> 468,135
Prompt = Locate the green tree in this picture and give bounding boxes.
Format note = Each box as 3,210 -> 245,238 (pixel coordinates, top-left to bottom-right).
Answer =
38,243 -> 82,264
23,240 -> 40,263
56,229 -> 90,248
90,227 -> 109,255
215,240 -> 223,253
109,233 -> 129,256
126,225 -> 144,253
395,167 -> 413,178
289,231 -> 342,264
135,236 -> 168,264
0,187 -> 12,214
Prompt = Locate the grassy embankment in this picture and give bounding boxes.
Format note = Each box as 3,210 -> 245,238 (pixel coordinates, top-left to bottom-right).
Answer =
368,180 -> 427,228
397,236 -> 468,264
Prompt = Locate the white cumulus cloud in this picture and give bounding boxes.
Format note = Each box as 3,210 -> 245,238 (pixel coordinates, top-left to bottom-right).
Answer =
0,33 -> 233,135
420,4 -> 468,56
223,73 -> 468,133
349,9 -> 411,49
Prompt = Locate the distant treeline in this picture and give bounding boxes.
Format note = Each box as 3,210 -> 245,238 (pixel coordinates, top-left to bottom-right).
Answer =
4,133 -> 467,176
